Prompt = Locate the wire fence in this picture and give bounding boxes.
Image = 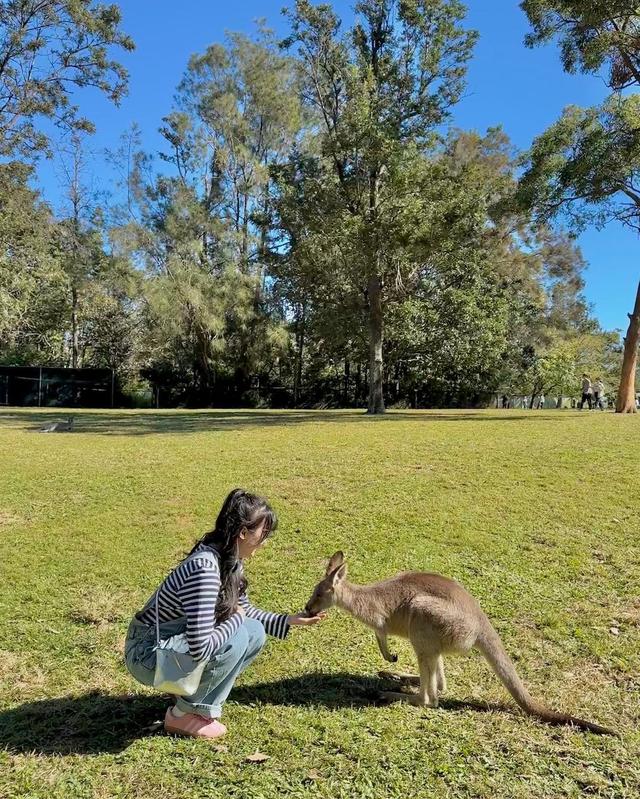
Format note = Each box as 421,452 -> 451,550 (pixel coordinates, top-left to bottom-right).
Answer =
0,367 -> 115,408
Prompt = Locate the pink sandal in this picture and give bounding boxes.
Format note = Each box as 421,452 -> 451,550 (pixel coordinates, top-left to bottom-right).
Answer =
164,706 -> 227,739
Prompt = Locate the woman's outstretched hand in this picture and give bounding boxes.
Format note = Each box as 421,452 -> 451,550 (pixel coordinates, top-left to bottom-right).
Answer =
287,610 -> 327,626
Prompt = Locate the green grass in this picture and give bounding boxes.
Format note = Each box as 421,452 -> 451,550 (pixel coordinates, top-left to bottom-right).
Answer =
0,407 -> 639,799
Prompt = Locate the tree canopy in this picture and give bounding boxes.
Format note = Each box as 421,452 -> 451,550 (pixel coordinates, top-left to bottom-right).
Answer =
0,1 -> 622,410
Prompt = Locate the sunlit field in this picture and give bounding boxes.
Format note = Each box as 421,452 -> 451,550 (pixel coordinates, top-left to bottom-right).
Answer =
1,408 -> 638,798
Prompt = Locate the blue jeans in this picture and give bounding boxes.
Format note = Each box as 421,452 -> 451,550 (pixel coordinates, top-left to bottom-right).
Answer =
124,615 -> 266,718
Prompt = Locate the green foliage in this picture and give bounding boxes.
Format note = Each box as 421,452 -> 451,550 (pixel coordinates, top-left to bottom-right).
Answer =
521,1 -> 640,90
0,148 -> 142,376
0,163 -> 67,363
517,96 -> 640,231
518,3 -> 640,232
520,1 -> 640,413
0,3 -> 613,409
0,0 -> 134,158
112,33 -> 301,406
177,27 -> 302,268
281,0 -> 478,411
274,115 -> 598,405
78,255 -> 143,377
531,343 -> 577,395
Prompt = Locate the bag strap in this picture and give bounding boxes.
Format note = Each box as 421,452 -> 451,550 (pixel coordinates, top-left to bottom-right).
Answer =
154,587 -> 161,648
153,547 -> 218,647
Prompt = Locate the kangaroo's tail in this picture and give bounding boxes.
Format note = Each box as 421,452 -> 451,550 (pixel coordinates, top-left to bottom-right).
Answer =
475,618 -> 616,736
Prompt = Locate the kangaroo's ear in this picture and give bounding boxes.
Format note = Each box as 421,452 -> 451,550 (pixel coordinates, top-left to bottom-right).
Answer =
326,550 -> 344,576
330,563 -> 347,585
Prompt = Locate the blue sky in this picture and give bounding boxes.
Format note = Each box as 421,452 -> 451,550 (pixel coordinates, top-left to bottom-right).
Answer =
37,0 -> 638,332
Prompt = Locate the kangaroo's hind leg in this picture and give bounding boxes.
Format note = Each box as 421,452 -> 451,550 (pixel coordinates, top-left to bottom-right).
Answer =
409,612 -> 444,706
417,653 -> 440,707
379,653 -> 439,708
436,655 -> 447,694
378,654 -> 444,690
378,608 -> 446,708
382,656 -> 444,695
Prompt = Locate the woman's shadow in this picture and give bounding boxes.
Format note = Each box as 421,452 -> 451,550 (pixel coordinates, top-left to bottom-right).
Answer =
0,691 -> 168,755
0,673 -> 506,755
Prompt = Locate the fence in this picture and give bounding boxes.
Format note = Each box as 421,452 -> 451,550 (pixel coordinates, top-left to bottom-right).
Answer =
0,367 -> 115,408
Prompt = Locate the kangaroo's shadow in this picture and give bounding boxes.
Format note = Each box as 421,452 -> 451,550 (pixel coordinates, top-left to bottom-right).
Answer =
0,674 -> 512,755
230,671 -> 513,716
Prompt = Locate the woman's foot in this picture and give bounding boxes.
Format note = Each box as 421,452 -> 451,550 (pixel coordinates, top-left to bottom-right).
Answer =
164,706 -> 227,739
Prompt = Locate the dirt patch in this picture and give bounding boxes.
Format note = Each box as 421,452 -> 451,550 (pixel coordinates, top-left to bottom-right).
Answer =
0,510 -> 24,527
68,588 -> 130,629
0,650 -> 48,693
618,598 -> 640,627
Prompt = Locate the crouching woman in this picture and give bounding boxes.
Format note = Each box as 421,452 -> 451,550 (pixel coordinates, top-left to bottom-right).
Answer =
124,488 -> 324,739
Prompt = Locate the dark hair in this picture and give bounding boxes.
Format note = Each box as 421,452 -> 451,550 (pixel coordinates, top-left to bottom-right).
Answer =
190,489 -> 277,622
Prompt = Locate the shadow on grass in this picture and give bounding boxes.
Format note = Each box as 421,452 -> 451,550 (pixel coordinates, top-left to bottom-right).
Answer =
231,672 -> 512,716
0,691 -> 167,755
0,408 -> 569,436
0,673 -> 510,755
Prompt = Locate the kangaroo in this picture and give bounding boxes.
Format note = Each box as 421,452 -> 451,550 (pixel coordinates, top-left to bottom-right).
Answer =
40,417 -> 74,433
304,552 -> 615,735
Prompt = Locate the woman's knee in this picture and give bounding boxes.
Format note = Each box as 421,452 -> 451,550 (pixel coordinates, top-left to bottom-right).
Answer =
124,630 -> 156,683
243,618 -> 267,652
227,624 -> 250,658
204,620 -> 265,672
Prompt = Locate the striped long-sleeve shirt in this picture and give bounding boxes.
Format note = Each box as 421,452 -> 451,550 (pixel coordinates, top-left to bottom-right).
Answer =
137,544 -> 290,662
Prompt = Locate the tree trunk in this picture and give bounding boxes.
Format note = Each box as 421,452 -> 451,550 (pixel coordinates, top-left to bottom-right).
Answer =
367,273 -> 385,414
294,301 -> 306,407
71,286 -> 79,369
366,159 -> 384,414
195,336 -> 212,404
257,191 -> 269,303
616,278 -> 640,413
241,193 -> 249,271
343,358 -> 350,406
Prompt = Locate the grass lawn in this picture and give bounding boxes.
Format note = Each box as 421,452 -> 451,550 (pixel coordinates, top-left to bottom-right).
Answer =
0,407 -> 639,798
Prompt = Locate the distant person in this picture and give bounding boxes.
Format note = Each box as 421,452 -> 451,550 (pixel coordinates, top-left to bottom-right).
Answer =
592,378 -> 605,410
538,393 -> 545,409
579,374 -> 592,410
501,394 -> 509,409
